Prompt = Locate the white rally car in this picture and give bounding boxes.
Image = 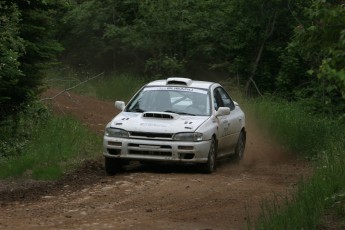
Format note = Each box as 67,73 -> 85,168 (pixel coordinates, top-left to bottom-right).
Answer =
103,77 -> 246,174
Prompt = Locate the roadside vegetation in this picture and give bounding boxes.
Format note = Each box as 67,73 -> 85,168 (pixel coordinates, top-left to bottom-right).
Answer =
0,104 -> 100,180
0,69 -> 144,181
245,98 -> 345,229
45,69 -> 146,101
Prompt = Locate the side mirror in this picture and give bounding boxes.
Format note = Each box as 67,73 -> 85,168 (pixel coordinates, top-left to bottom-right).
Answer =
234,101 -> 239,106
115,101 -> 125,111
216,107 -> 230,117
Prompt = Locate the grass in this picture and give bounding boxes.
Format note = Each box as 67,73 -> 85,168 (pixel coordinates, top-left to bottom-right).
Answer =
0,113 -> 100,180
0,69 -> 144,180
248,98 -> 339,157
1,69 -> 145,181
255,152 -> 345,229
244,97 -> 345,229
45,68 -> 146,101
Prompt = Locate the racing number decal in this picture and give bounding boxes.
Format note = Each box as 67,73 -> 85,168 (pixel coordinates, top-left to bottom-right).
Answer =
220,119 -> 231,137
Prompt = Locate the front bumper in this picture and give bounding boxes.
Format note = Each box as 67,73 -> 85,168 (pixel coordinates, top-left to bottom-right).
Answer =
103,136 -> 212,163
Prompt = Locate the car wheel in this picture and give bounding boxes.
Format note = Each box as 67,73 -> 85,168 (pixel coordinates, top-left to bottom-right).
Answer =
235,130 -> 246,161
104,157 -> 123,175
202,138 -> 217,174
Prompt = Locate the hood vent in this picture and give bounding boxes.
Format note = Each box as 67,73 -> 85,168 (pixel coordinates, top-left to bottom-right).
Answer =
143,112 -> 174,119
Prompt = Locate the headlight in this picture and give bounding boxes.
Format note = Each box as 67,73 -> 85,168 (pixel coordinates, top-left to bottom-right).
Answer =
173,132 -> 203,142
105,128 -> 129,138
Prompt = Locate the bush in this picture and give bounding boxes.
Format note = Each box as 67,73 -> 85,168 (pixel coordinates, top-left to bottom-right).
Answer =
0,102 -> 49,158
0,102 -> 100,180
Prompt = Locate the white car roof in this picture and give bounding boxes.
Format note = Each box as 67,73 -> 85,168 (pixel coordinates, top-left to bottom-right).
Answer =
146,77 -> 217,90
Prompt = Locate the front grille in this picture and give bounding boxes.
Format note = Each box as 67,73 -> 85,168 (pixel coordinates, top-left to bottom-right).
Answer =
129,132 -> 173,139
129,150 -> 172,157
128,143 -> 172,149
178,146 -> 194,150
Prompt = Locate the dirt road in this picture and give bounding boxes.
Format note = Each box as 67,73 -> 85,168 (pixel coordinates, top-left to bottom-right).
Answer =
0,89 -> 310,229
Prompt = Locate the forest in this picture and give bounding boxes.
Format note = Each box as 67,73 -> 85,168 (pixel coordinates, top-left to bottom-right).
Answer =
1,0 -> 344,121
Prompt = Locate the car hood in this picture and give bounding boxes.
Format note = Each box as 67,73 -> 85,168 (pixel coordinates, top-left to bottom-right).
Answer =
110,112 -> 209,133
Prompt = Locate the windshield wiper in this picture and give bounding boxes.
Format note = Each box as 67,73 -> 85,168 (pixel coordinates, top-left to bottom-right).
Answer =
129,108 -> 145,113
163,110 -> 178,114
163,110 -> 195,116
177,112 -> 195,116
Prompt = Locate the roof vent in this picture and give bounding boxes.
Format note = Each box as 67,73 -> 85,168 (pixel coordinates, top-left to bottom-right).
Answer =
166,77 -> 192,86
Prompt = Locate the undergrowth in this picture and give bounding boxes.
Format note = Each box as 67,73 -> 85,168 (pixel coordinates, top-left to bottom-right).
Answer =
0,103 -> 100,180
1,69 -> 143,180
245,97 -> 345,229
0,101 -> 47,159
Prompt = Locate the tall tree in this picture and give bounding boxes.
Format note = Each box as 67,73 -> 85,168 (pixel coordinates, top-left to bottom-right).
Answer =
0,1 -> 25,119
0,0 -> 64,119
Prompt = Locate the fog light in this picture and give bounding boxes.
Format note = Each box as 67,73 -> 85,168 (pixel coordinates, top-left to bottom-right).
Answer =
108,141 -> 122,146
107,149 -> 120,155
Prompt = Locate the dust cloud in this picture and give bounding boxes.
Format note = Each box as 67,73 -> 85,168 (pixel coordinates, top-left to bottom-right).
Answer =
242,114 -> 294,167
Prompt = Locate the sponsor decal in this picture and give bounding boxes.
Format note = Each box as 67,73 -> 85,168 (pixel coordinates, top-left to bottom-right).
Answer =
143,86 -> 207,94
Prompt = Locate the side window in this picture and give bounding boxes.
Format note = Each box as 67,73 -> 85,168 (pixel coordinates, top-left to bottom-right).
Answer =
213,87 -> 235,111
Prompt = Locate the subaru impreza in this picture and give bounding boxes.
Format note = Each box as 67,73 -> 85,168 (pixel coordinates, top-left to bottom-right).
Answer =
103,77 -> 246,174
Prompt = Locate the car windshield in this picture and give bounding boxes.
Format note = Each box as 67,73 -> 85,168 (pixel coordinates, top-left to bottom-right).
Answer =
126,86 -> 211,116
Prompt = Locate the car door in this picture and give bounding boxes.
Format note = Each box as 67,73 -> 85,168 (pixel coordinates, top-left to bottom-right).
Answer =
214,87 -> 242,157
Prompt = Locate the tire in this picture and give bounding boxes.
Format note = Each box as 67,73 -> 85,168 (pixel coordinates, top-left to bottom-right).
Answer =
234,130 -> 246,161
104,157 -> 124,175
202,138 -> 217,174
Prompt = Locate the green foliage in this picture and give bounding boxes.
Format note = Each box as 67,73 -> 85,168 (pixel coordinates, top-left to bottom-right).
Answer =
0,0 -> 64,120
61,0 -> 306,86
145,56 -> 186,78
255,153 -> 345,229
0,101 -> 49,158
247,97 -> 338,156
246,96 -> 345,229
62,0 -> 140,71
90,74 -> 146,101
0,1 -> 25,119
277,0 -> 345,115
0,111 -> 100,180
59,0 -> 344,116
2,0 -> 343,119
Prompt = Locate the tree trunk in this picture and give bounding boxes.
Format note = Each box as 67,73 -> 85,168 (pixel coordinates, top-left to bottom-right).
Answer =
245,42 -> 265,95
245,12 -> 277,96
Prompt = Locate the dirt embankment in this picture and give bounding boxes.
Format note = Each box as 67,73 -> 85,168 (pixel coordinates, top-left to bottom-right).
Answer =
0,89 -> 311,230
